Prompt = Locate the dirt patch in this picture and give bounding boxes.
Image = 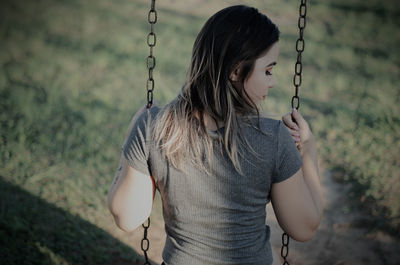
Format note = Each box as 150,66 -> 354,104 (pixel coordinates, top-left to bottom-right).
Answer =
267,170 -> 400,265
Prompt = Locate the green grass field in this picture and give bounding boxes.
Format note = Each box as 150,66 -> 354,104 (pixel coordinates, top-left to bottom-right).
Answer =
1,0 -> 399,263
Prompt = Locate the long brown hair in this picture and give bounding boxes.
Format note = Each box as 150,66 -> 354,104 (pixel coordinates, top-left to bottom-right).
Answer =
153,5 -> 280,174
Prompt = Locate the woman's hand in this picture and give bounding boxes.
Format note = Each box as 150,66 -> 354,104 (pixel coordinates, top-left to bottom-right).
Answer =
282,108 -> 314,154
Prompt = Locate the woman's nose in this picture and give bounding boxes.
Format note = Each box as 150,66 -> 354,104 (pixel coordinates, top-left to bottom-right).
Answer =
268,76 -> 275,88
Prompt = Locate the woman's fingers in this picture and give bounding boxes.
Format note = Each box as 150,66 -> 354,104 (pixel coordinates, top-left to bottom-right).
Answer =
288,128 -> 300,137
288,128 -> 301,142
291,108 -> 307,129
290,108 -> 314,145
296,142 -> 301,150
282,112 -> 300,131
283,109 -> 313,145
282,118 -> 301,143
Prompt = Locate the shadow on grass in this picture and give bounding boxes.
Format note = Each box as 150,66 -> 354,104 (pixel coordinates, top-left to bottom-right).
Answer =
0,177 -> 152,265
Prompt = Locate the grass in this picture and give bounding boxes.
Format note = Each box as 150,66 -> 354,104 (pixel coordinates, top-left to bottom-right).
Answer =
0,0 -> 399,264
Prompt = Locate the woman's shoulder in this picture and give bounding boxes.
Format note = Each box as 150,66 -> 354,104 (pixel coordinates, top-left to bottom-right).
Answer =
247,114 -> 282,135
259,115 -> 281,126
139,105 -> 162,121
130,105 -> 162,132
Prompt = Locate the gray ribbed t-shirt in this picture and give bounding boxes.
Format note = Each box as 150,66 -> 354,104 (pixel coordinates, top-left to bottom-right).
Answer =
123,106 -> 302,265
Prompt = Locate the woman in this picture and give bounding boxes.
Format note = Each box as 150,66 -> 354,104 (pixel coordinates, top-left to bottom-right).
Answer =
108,5 -> 324,265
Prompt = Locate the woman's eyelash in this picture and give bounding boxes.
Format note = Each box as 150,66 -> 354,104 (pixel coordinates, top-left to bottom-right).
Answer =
265,70 -> 272,75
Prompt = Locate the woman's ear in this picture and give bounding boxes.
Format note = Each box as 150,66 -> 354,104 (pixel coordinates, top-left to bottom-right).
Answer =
229,64 -> 241,82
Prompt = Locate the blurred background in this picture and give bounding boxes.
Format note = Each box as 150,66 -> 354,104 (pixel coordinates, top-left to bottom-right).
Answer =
0,0 -> 399,264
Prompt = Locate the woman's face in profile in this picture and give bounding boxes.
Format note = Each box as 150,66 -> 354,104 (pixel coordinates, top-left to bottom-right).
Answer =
243,41 -> 280,106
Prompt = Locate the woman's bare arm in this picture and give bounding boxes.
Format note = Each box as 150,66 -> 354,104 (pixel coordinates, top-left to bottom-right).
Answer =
107,155 -> 155,232
271,109 -> 325,242
107,105 -> 155,232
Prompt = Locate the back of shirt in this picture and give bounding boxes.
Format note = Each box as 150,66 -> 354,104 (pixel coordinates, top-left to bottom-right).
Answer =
124,106 -> 302,265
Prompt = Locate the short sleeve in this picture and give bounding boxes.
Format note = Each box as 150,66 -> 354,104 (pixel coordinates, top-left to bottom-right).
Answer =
123,107 -> 159,176
273,121 -> 303,183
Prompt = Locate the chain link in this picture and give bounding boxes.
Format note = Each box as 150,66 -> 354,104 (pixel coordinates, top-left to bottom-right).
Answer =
146,0 -> 157,109
291,0 -> 307,110
141,218 -> 151,265
281,233 -> 290,265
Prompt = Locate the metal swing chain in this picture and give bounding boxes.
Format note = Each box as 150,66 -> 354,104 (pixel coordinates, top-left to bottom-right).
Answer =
141,218 -> 151,265
146,0 -> 157,109
281,233 -> 290,265
291,0 -> 307,110
283,1 -> 307,265
141,1 -> 157,265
